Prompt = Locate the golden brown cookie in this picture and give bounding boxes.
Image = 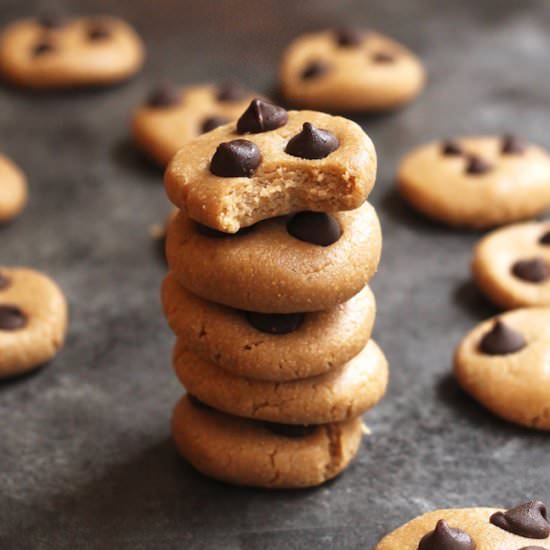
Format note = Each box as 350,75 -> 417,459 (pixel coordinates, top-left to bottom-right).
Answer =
132,82 -> 260,166
472,221 -> 550,309
398,135 -> 550,228
279,28 -> 425,112
454,307 -> 550,430
166,202 -> 382,313
173,339 -> 388,424
171,394 -> 364,488
0,154 -> 27,223
161,271 -> 376,381
165,105 -> 377,232
0,267 -> 68,379
0,15 -> 144,89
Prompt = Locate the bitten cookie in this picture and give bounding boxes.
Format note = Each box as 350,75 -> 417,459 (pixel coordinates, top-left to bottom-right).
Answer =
173,339 -> 388,424
162,271 -> 376,381
0,14 -> 144,89
166,202 -> 382,313
171,394 -> 364,488
0,267 -> 68,378
376,501 -> 550,549
132,82 -> 259,166
454,308 -> 550,429
473,221 -> 550,309
279,28 -> 425,112
0,154 -> 27,223
398,135 -> 550,228
165,101 -> 377,232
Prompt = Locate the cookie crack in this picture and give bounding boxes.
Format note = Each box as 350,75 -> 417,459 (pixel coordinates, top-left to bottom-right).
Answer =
323,424 -> 343,480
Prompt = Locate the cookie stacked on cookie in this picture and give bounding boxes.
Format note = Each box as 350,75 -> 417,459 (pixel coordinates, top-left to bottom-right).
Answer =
161,99 -> 388,488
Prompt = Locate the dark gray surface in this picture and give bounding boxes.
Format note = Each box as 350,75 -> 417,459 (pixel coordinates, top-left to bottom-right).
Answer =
1,0 -> 550,548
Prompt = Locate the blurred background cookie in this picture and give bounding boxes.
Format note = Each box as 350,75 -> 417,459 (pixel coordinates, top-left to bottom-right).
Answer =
0,154 -> 27,224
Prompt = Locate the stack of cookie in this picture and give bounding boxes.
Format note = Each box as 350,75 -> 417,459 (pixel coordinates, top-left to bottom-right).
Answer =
161,99 -> 388,488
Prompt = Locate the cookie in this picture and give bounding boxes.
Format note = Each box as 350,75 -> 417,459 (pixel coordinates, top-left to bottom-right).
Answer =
454,307 -> 550,429
398,135 -> 550,228
376,501 -> 550,549
162,271 -> 376,381
166,201 -> 382,313
171,394 -> 364,488
173,339 -> 388,424
165,101 -> 377,232
279,28 -> 425,112
472,221 -> 550,309
0,267 -> 68,379
0,154 -> 27,223
132,82 -> 261,166
0,14 -> 144,89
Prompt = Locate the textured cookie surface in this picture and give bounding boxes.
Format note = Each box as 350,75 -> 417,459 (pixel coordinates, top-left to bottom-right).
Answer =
376,505 -> 550,549
165,107 -> 376,232
0,267 -> 68,378
132,83 -> 259,166
398,135 -> 550,228
454,307 -> 550,429
473,221 -> 550,309
173,339 -> 388,424
0,15 -> 144,88
0,154 -> 27,223
171,394 -> 363,488
162,271 -> 376,381
166,202 -> 382,313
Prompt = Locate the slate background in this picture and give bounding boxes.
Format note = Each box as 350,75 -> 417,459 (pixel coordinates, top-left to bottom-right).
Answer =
1,0 -> 550,548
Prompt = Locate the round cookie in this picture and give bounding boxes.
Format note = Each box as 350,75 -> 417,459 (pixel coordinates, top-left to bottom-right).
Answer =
473,221 -> 550,309
132,82 -> 260,166
376,502 -> 550,549
173,339 -> 388,424
454,307 -> 550,430
0,154 -> 27,223
279,28 -> 425,112
171,394 -> 364,488
166,201 -> 382,313
0,15 -> 144,89
165,103 -> 377,232
398,135 -> 550,228
162,270 -> 376,381
0,267 -> 68,379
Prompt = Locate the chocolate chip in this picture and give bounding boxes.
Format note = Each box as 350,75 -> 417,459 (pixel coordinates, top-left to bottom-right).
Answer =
512,257 -> 550,283
146,85 -> 181,108
301,60 -> 330,80
287,212 -> 341,246
441,140 -> 464,156
285,122 -> 339,160
490,501 -> 550,539
0,305 -> 27,331
37,13 -> 65,29
210,139 -> 261,177
245,312 -> 305,335
371,51 -> 395,63
518,547 -> 547,550
465,155 -> 492,175
0,273 -> 11,290
264,422 -> 316,438
87,23 -> 111,41
32,41 -> 55,57
479,319 -> 527,356
334,27 -> 364,47
501,134 -> 526,155
216,81 -> 249,102
195,222 -> 253,238
187,394 -> 213,411
418,519 -> 476,550
200,115 -> 230,134
539,231 -> 550,245
237,99 -> 288,134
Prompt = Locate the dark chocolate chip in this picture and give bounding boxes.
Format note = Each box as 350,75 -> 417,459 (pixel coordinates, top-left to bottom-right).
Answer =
195,222 -> 253,238
287,212 -> 341,246
479,319 -> 527,356
0,273 -> 11,290
518,547 -> 547,550
245,311 -> 305,335
418,519 -> 476,550
490,501 -> 550,539
32,41 -> 55,57
187,394 -> 213,411
442,140 -> 464,156
200,115 -> 230,134
301,60 -> 330,80
285,122 -> 339,160
501,134 -> 526,155
146,85 -> 181,108
465,155 -> 492,175
539,231 -> 550,245
210,139 -> 261,177
264,422 -> 316,438
371,51 -> 395,63
512,257 -> 550,283
0,305 -> 27,331
37,13 -> 65,29
216,81 -> 249,102
334,27 -> 364,47
236,99 -> 288,134
87,23 -> 111,41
